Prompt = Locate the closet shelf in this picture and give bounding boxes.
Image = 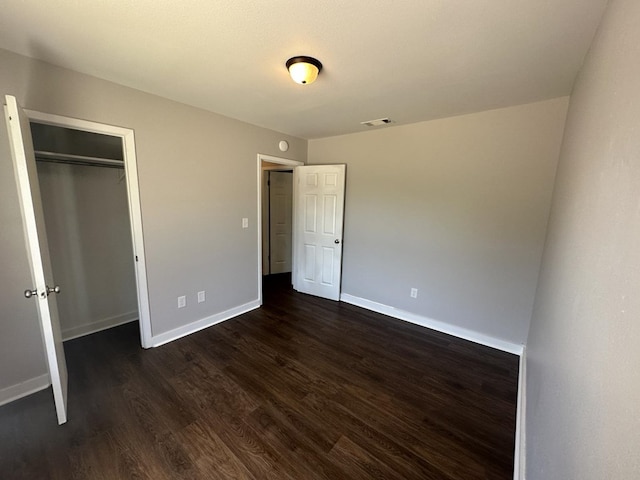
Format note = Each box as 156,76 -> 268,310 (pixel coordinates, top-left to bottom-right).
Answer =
34,150 -> 124,169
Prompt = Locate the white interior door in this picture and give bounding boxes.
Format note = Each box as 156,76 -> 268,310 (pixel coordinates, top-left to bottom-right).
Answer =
293,164 -> 346,301
269,171 -> 293,274
4,95 -> 68,424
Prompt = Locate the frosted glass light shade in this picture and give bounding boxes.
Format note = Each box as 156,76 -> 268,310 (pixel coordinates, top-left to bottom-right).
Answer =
286,56 -> 323,85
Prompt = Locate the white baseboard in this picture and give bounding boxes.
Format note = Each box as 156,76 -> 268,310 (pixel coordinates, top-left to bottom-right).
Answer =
340,293 -> 524,355
62,311 -> 139,341
151,300 -> 261,347
514,347 -> 527,480
0,374 -> 50,407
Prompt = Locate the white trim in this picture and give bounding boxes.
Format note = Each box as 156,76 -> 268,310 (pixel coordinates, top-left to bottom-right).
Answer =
256,153 -> 304,306
340,293 -> 524,355
24,109 -> 153,349
0,374 -> 50,407
514,347 -> 527,480
151,300 -> 260,347
62,311 -> 138,341
258,154 -> 304,166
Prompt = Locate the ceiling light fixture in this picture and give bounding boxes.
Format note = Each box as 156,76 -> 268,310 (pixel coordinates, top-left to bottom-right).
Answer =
286,56 -> 323,85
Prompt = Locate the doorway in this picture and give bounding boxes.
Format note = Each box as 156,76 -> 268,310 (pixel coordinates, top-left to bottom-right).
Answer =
257,155 -> 347,305
257,154 -> 303,305
26,108 -> 151,348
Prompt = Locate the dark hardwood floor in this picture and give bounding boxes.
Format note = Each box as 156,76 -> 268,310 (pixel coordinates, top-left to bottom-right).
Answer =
0,274 -> 519,479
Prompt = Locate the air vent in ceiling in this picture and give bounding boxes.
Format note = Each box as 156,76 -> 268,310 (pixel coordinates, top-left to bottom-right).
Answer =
360,117 -> 394,127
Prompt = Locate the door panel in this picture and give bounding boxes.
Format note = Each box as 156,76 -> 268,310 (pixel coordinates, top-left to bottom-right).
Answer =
4,95 -> 68,424
293,165 -> 346,301
269,171 -> 293,274
323,195 -> 337,233
303,245 -> 316,280
321,247 -> 334,284
304,195 -> 317,231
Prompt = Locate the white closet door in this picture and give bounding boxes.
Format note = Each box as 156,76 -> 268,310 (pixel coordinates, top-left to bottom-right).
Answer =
293,164 -> 346,301
4,94 -> 68,424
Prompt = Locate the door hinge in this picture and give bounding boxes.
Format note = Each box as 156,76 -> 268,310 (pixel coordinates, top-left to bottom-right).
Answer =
135,255 -> 139,262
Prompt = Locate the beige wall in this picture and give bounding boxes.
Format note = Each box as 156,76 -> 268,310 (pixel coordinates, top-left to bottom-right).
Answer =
525,0 -> 640,478
0,48 -> 306,395
308,98 -> 568,345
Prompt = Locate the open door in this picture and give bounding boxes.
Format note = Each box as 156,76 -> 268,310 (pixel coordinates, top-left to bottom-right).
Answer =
4,95 -> 68,424
293,164 -> 346,301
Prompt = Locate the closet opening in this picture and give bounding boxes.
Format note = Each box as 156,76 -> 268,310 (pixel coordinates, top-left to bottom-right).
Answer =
30,121 -> 142,344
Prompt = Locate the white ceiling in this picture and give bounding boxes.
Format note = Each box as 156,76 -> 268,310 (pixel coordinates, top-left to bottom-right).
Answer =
0,0 -> 608,139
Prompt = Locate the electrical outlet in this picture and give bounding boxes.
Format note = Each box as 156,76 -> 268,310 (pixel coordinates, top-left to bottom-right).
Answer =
197,291 -> 206,303
178,295 -> 186,308
410,288 -> 418,298
242,217 -> 249,229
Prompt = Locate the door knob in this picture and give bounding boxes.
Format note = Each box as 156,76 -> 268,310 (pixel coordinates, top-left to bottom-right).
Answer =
334,239 -> 340,244
24,289 -> 38,299
47,285 -> 61,295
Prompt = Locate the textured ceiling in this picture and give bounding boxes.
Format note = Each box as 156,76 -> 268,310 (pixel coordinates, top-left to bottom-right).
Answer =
0,0 -> 608,139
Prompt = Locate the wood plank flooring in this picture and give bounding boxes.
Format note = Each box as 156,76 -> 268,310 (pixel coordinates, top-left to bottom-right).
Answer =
0,274 -> 519,479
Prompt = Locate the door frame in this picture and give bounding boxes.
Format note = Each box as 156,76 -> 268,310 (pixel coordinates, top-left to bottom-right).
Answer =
256,154 -> 303,305
26,108 -> 152,348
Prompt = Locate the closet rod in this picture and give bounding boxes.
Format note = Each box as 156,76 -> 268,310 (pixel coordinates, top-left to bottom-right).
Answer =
34,150 -> 124,169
